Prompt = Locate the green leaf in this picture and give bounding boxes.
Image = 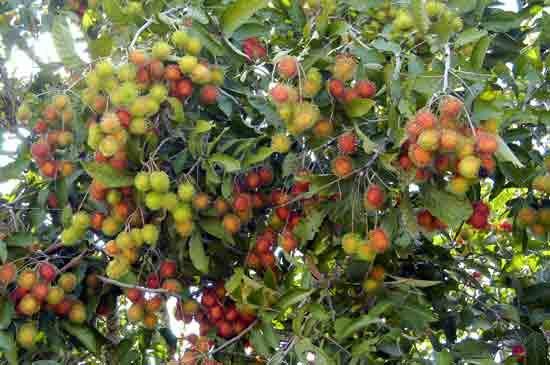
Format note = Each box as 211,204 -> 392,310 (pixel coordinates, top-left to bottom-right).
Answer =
62,204 -> 73,228
335,302 -> 391,340
525,332 -> 549,365
194,120 -> 214,134
455,28 -> 488,47
422,186 -> 473,228
243,146 -> 273,167
81,161 -> 134,188
225,268 -> 244,293
209,153 -> 241,172
189,232 -> 209,273
250,328 -> 271,357
199,218 -> 235,244
277,288 -> 315,310
387,275 -> 442,288
61,322 -> 100,354
354,123 -> 377,153
397,303 -> 437,330
0,301 -> 13,330
89,36 -> 113,59
295,338 -> 333,365
293,210 -> 326,244
495,136 -> 524,168
52,16 -> 84,69
103,0 -> 126,23
33,361 -> 61,365
189,23 -> 228,57
0,331 -> 17,365
344,99 -> 375,118
221,0 -> 269,36
6,232 -> 34,247
166,97 -> 185,123
0,157 -> 28,182
0,240 -> 6,263
282,153 -> 300,177
435,350 -> 453,365
471,36 -> 491,70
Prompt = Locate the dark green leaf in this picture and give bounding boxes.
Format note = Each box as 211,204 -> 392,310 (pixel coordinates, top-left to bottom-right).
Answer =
0,331 -> 17,365
293,210 -> 326,244
199,218 -> 236,244
209,153 -> 241,172
525,332 -> 549,365
0,301 -> 13,330
61,322 -> 100,354
243,146 -> 273,167
0,157 -> 29,182
277,288 -> 315,310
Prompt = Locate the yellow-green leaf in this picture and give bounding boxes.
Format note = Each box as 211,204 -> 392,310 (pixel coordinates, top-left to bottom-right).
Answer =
221,0 -> 269,36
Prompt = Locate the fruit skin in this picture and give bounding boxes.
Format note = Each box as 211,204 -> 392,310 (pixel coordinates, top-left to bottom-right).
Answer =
271,133 -> 291,153
364,184 -> 385,210
0,263 -> 17,285
18,270 -> 38,290
159,260 -> 177,279
150,171 -> 170,193
458,156 -> 481,179
19,294 -> 41,316
331,155 -> 353,178
17,322 -> 38,349
417,129 -> 440,151
277,56 -> 299,79
223,214 -> 241,234
341,232 -> 362,254
58,272 -> 77,293
270,84 -> 290,103
337,132 -> 357,154
408,144 -> 432,168
199,85 -> 219,105
328,79 -> 345,99
69,302 -> 87,323
517,206 -> 539,226
356,80 -> 377,98
31,282 -> 49,302
46,286 -> 65,305
369,228 -> 390,253
242,37 -> 267,61
447,176 -> 470,195
128,303 -> 145,322
476,132 -> 498,154
332,54 -> 357,82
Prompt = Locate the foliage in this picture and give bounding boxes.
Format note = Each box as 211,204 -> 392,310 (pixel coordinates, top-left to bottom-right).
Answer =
0,0 -> 549,364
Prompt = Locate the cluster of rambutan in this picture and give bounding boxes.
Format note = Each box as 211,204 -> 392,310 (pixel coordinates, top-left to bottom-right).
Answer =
0,262 -> 90,347
124,260 -> 182,328
341,227 -> 391,261
268,56 -> 322,136
398,96 -> 499,195
172,282 -> 256,341
87,181 -> 136,239
22,94 -> 76,179
516,205 -> 550,238
327,55 -> 377,104
245,228 -> 279,271
467,201 -> 491,230
222,167 -> 274,236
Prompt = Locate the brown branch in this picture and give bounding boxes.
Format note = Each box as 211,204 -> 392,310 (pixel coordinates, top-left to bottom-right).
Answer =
60,249 -> 88,272
211,319 -> 259,355
97,275 -> 182,298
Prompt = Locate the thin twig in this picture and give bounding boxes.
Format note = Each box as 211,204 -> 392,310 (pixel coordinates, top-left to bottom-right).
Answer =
97,275 -> 182,298
211,319 -> 259,355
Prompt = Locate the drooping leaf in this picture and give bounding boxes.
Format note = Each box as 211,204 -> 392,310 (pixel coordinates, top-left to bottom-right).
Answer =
422,186 -> 473,228
0,301 -> 13,330
344,99 -> 375,118
81,161 -> 134,187
277,288 -> 315,310
61,322 -> 101,354
166,97 -> 185,123
189,232 -> 209,273
471,36 -> 491,70
293,210 -> 326,244
221,0 -> 269,36
52,15 -> 84,69
455,28 -> 488,47
0,331 -> 17,365
243,146 -> 273,167
209,153 -> 241,172
495,135 -> 524,168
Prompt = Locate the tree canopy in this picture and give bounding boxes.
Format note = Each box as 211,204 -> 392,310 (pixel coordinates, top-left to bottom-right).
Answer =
0,0 -> 549,364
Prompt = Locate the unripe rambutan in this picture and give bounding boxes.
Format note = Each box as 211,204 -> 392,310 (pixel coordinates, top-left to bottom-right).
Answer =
332,54 -> 357,82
